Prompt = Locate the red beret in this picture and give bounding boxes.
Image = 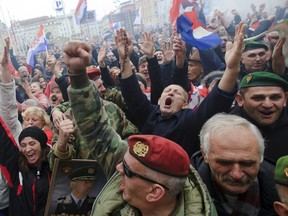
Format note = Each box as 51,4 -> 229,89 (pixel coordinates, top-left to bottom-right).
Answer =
128,135 -> 190,177
86,66 -> 101,81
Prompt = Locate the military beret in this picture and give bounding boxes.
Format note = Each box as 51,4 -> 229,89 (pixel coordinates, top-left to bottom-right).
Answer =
68,166 -> 97,181
275,155 -> 288,186
243,41 -> 269,52
86,66 -> 101,81
240,72 -> 288,91
128,135 -> 190,177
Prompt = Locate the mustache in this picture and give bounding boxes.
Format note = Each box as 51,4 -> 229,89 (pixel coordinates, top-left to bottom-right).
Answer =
222,174 -> 254,185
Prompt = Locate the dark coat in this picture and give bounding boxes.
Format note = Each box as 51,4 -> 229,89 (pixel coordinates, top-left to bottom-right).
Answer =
54,195 -> 95,216
120,73 -> 236,157
230,105 -> 288,164
191,152 -> 279,216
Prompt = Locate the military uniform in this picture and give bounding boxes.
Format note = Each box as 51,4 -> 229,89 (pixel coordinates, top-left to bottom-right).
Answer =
53,166 -> 97,216
48,82 -> 139,169
66,80 -> 218,215
53,195 -> 95,216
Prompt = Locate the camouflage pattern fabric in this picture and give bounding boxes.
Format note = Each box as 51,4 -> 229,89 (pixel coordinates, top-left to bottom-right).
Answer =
48,82 -> 138,173
67,81 -> 129,178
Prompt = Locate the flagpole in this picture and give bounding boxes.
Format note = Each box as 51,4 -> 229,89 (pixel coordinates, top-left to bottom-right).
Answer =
0,2 -> 11,41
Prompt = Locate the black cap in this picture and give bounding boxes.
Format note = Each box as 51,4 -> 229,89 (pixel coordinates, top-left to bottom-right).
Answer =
68,166 -> 97,181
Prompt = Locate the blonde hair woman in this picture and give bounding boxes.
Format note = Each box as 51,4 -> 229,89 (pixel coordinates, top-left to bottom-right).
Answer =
22,107 -> 52,146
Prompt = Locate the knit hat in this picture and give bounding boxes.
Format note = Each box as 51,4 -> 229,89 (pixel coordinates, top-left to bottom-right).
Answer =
128,135 -> 190,177
275,155 -> 288,186
68,166 -> 97,181
19,126 -> 48,149
240,72 -> 288,91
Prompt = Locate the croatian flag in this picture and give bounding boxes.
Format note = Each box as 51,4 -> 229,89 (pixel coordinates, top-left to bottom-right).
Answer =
170,0 -> 222,50
75,0 -> 87,24
26,25 -> 47,67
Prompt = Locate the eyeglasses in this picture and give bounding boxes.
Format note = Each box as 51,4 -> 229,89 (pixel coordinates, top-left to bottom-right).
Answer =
122,159 -> 169,191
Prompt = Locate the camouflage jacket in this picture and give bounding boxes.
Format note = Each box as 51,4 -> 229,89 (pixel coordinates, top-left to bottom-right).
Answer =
48,82 -> 139,171
91,170 -> 218,216
60,80 -> 217,216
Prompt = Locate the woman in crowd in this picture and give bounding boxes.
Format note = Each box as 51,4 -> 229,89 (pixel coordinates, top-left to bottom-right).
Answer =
22,107 -> 53,146
0,124 -> 51,216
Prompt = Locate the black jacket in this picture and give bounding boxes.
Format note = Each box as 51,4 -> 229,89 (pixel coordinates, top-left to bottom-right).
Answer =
191,152 -> 279,216
0,120 -> 51,216
120,72 -> 236,157
230,105 -> 288,164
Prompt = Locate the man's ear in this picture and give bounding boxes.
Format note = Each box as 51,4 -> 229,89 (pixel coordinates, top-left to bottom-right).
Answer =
284,92 -> 288,107
236,92 -> 244,107
146,185 -> 165,203
200,147 -> 209,163
274,201 -> 288,216
182,102 -> 189,109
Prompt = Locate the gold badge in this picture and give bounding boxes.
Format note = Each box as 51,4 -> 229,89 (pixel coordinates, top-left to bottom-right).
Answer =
88,168 -> 95,174
133,141 -> 149,157
246,74 -> 252,84
284,167 -> 288,177
62,166 -> 72,174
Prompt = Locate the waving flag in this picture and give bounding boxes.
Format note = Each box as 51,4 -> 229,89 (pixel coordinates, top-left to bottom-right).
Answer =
109,22 -> 121,30
170,0 -> 222,50
133,7 -> 142,25
75,0 -> 88,24
26,25 -> 47,67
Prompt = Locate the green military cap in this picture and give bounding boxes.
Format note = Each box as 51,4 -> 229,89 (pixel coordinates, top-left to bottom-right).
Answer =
243,41 -> 269,52
240,72 -> 288,91
68,166 -> 97,181
275,155 -> 288,186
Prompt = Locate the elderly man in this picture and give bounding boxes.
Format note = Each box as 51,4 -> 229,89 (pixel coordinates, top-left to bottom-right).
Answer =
60,33 -> 217,215
274,155 -> 288,215
195,113 -> 279,215
231,72 -> 288,164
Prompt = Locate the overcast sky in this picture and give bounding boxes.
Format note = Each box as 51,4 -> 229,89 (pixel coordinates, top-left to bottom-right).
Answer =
0,0 -> 285,25
0,0 -> 116,24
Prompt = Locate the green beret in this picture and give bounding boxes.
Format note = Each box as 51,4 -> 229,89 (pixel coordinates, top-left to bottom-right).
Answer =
275,155 -> 288,186
240,72 -> 288,91
243,41 -> 269,52
68,166 -> 97,181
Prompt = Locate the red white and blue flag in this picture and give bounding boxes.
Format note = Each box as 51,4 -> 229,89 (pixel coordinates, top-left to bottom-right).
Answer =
170,0 -> 222,50
26,25 -> 47,67
75,0 -> 88,24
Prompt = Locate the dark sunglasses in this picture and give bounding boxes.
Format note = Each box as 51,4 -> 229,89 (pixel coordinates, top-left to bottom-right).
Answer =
122,159 -> 169,191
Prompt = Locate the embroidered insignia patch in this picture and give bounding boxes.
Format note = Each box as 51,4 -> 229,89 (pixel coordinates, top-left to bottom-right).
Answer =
284,167 -> 288,178
246,74 -> 252,84
133,141 -> 149,157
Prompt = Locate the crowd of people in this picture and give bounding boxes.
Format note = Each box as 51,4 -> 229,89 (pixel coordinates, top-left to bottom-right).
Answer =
0,1 -> 288,216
